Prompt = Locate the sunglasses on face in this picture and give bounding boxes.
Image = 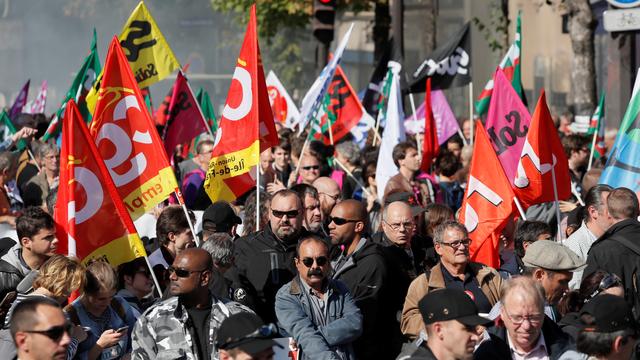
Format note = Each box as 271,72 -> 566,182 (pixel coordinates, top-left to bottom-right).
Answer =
167,266 -> 207,278
300,256 -> 328,267
23,323 -> 72,342
329,216 -> 360,226
271,209 -> 300,219
586,273 -> 622,301
302,165 -> 320,171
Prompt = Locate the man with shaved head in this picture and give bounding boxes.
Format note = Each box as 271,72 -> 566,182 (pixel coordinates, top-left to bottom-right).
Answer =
328,199 -> 390,359
313,176 -> 342,222
133,248 -> 252,359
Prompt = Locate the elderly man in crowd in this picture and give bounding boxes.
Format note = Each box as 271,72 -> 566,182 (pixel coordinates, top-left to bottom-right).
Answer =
276,234 -> 362,360
402,221 -> 503,340
475,276 -> 572,359
132,248 -> 252,360
22,142 -> 59,208
397,288 -> 491,360
313,177 -> 342,223
291,184 -> 324,235
584,187 -> 640,320
231,189 -> 309,323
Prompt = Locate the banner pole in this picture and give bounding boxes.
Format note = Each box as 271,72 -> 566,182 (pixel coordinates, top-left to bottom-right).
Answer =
143,254 -> 164,298
513,196 -> 527,221
550,166 -> 563,243
587,126 -> 598,171
27,149 -> 41,172
333,158 -> 374,198
469,82 -> 474,145
173,189 -> 200,247
571,181 -> 585,206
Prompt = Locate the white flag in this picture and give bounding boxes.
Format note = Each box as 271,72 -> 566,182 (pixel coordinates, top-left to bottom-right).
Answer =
376,61 -> 406,201
266,71 -> 300,128
296,23 -> 354,133
24,80 -> 48,114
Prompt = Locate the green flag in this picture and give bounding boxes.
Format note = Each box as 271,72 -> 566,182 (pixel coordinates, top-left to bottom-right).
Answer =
196,88 -> 217,134
0,111 -> 26,151
42,29 -> 101,141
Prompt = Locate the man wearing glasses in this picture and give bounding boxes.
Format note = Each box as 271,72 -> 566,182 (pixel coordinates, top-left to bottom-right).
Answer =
231,189 -> 309,323
10,297 -> 71,360
132,248 -> 252,360
275,235 -> 362,359
402,221 -> 503,341
328,200 -> 389,360
475,276 -> 572,359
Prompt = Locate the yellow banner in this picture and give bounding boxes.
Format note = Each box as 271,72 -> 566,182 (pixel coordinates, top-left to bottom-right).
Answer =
204,141 -> 259,202
82,233 -> 147,267
122,166 -> 177,220
86,1 -> 180,113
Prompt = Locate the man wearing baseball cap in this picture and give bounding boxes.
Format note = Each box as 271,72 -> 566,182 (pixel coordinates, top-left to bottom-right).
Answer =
397,288 -> 491,360
216,312 -> 281,360
521,240 -> 586,321
202,201 -> 242,240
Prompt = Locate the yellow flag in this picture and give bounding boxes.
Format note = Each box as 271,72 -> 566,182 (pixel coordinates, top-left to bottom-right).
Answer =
86,1 -> 180,114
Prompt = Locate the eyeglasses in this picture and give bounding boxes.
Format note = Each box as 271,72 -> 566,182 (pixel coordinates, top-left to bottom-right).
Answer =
301,256 -> 328,267
23,323 -> 72,342
383,220 -> 415,231
586,273 -> 622,302
301,165 -> 320,171
218,323 -> 278,350
167,266 -> 208,278
271,209 -> 300,218
320,192 -> 341,201
503,308 -> 544,326
329,216 -> 360,226
438,239 -> 471,248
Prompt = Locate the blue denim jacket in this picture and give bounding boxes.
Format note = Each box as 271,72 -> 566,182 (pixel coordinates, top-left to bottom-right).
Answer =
275,277 -> 362,360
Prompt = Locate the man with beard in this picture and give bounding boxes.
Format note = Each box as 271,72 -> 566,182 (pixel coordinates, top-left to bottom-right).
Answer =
275,235 -> 362,359
230,189 -> 309,323
291,184 -> 324,236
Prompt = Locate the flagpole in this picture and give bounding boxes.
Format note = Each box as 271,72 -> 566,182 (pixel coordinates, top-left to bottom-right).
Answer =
571,181 -> 585,206
469,82 -> 474,145
256,162 -> 261,231
587,126 -> 598,171
333,158 -> 374,198
513,196 -> 527,220
142,254 -> 164,298
372,114 -> 382,147
173,189 -> 200,247
550,166 -> 563,243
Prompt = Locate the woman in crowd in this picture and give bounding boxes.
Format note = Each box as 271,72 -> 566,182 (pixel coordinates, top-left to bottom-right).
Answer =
66,260 -> 138,360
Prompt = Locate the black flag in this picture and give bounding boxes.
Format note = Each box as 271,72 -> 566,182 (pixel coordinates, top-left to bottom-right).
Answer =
408,22 -> 471,93
362,37 -> 403,117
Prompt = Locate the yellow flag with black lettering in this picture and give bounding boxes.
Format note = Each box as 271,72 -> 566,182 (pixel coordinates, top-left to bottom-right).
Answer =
86,1 -> 180,114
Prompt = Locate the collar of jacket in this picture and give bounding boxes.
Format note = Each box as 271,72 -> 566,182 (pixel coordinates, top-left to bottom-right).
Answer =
171,291 -> 219,320
427,261 -> 488,288
261,224 -> 307,251
289,275 -> 338,296
600,218 -> 640,239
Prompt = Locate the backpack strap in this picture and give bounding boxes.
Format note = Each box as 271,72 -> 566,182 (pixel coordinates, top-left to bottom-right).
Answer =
110,297 -> 127,323
609,235 -> 640,257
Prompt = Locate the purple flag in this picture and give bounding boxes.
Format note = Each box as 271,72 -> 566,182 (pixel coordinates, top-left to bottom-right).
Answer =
9,80 -> 30,119
404,89 -> 460,145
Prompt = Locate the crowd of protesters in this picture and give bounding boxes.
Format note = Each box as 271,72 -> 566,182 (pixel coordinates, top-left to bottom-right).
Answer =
0,111 -> 638,360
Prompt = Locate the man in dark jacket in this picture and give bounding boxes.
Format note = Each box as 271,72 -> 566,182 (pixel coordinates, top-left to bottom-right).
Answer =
583,186 -> 640,320
229,189 -> 309,323
329,199 -> 389,359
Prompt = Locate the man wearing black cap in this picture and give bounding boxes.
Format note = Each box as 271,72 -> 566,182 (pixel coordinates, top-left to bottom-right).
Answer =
202,201 -> 242,241
397,288 -> 490,360
216,312 -> 280,360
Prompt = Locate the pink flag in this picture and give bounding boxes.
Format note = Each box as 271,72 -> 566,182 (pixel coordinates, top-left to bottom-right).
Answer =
163,71 -> 210,158
25,80 -> 48,114
485,68 -> 531,184
9,80 -> 30,119
404,89 -> 460,145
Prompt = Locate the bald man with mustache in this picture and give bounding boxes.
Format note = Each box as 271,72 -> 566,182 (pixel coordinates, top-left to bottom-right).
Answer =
328,200 -> 391,359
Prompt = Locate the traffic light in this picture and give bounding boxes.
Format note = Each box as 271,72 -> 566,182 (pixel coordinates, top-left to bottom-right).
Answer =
313,0 -> 336,44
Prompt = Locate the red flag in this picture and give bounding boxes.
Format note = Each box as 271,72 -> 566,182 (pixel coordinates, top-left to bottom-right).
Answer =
513,90 -> 571,207
90,37 -> 179,220
162,71 -> 209,158
459,121 -> 515,269
154,63 -> 190,126
55,100 -> 146,265
204,5 -> 278,202
314,65 -> 370,145
420,78 -> 439,172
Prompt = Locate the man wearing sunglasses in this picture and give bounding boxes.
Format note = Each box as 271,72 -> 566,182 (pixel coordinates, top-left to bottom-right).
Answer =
298,155 -> 322,185
231,189 -> 309,324
328,200 -> 390,360
132,248 -> 252,360
10,296 -> 71,360
275,235 -> 362,360
402,221 -> 503,341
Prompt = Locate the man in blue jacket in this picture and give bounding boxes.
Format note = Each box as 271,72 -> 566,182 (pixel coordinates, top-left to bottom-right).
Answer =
275,234 -> 362,360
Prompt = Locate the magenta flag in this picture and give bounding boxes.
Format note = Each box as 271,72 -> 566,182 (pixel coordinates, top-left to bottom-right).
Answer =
9,80 -> 30,119
404,89 -> 460,145
484,68 -> 531,184
163,71 -> 209,158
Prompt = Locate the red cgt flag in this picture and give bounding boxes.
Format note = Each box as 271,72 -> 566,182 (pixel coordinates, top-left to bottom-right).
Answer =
420,78 -> 439,172
513,90 -> 571,207
55,100 -> 146,265
90,36 -> 178,220
162,71 -> 210,159
459,121 -> 515,269
204,4 -> 278,202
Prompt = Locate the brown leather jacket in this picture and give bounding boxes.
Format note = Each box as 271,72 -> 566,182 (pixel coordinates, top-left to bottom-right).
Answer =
400,262 -> 503,339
